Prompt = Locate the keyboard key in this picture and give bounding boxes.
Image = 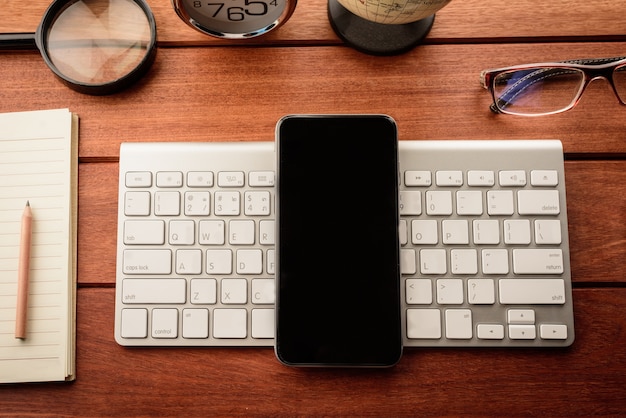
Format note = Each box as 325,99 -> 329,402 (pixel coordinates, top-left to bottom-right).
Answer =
199,220 -> 225,245
407,309 -> 441,339
499,170 -> 526,186
182,309 -> 209,338
251,309 -> 275,338
249,171 -> 275,187
467,279 -> 495,304
481,249 -> 509,274
399,190 -> 422,215
252,279 -> 276,304
236,249 -> 263,274
120,309 -> 148,338
473,219 -> 500,244
467,170 -> 494,186
456,190 -> 483,215
405,170 -> 431,186
436,170 -> 463,186
124,220 -> 165,245
187,171 -> 213,187
531,170 -> 558,186
221,278 -> 247,304
155,191 -> 180,216
477,324 -> 504,340
535,219 -> 562,244
175,249 -> 202,275
400,249 -> 417,275
406,279 -> 432,304
169,220 -> 195,245
436,279 -> 463,304
206,249 -> 233,274
540,324 -> 568,340
126,171 -> 152,187
450,249 -> 478,275
156,171 -> 183,187
445,309 -> 472,339
122,279 -> 186,303
486,190 -> 514,215
411,220 -> 438,244
443,220 -> 469,244
124,191 -> 151,216
504,219 -> 531,245
425,190 -> 452,215
190,278 -> 217,304
215,191 -> 240,215
244,191 -> 271,215
499,279 -> 565,304
152,308 -> 178,338
218,171 -> 244,187
518,190 -> 560,215
507,309 -> 535,324
184,191 -> 210,215
421,249 -> 447,274
213,309 -> 247,338
512,249 -> 563,274
508,324 -> 536,339
229,220 -> 255,245
123,249 -> 172,274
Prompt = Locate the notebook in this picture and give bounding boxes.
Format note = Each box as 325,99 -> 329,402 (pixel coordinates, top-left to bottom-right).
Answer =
0,108 -> 78,383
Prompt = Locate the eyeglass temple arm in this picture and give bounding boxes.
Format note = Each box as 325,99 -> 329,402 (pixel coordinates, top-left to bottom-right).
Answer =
484,56 -> 626,113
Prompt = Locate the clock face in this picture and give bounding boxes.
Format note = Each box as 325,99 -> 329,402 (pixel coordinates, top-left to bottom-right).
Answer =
173,0 -> 295,38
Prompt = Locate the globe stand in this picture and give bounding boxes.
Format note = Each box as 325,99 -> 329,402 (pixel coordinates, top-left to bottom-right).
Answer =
327,0 -> 435,56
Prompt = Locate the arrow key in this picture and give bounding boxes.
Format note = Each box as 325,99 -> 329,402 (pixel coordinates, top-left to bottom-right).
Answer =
509,324 -> 536,339
540,324 -> 568,340
477,324 -> 504,340
507,309 -> 535,325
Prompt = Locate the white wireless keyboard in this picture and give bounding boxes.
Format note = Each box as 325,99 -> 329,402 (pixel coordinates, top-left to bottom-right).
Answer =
114,140 -> 574,347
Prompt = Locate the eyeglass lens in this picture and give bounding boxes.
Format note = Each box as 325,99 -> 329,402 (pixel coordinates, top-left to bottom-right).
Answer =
493,64 -> 626,115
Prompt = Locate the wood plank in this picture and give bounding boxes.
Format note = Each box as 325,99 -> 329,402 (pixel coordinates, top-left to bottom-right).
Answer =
2,287 -> 625,415
1,43 -> 626,160
2,0 -> 624,44
77,159 -> 626,285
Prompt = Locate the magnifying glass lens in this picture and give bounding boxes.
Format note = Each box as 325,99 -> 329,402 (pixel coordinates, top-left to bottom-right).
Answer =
36,0 -> 157,94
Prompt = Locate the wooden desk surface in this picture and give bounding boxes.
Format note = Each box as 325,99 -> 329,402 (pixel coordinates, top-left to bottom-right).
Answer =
2,0 -> 626,415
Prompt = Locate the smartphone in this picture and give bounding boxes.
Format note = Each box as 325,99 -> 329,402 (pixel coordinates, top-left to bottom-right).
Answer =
275,114 -> 403,367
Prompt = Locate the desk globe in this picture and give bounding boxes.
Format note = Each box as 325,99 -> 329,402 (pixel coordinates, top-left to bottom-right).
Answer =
328,0 -> 452,55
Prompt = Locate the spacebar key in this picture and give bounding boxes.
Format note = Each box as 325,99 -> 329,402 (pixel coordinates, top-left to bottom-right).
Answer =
123,249 -> 172,274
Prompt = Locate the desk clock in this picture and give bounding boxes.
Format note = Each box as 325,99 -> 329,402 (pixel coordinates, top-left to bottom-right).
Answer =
172,0 -> 297,39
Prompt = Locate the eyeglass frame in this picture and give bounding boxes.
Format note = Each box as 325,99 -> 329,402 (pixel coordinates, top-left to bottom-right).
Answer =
480,56 -> 626,116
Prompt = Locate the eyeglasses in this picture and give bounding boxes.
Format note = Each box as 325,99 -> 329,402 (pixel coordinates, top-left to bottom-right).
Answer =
480,56 -> 626,116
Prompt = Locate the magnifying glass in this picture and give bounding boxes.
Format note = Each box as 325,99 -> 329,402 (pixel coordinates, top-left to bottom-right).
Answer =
0,0 -> 157,95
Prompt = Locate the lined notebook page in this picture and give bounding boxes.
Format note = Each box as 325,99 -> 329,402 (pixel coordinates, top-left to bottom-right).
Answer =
0,108 -> 77,383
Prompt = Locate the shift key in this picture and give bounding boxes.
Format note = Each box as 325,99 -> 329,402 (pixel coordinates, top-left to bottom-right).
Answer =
499,279 -> 566,304
123,249 -> 172,274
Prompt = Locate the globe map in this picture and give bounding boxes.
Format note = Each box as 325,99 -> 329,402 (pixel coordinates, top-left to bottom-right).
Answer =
336,0 -> 452,25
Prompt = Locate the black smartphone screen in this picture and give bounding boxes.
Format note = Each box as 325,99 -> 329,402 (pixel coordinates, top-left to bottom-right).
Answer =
275,115 -> 403,367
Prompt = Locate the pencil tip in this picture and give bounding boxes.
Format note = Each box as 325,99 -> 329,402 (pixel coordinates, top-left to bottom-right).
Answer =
26,200 -> 30,207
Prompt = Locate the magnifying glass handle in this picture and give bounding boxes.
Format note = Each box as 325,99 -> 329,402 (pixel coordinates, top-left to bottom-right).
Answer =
0,33 -> 37,50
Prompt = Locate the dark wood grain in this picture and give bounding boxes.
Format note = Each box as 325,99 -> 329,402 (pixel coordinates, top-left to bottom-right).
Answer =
2,0 -> 625,414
